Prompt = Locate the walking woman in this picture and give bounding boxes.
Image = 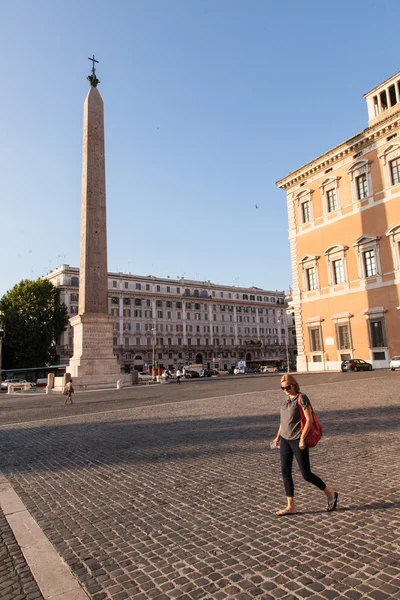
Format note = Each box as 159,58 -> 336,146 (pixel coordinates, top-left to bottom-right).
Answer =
273,374 -> 338,516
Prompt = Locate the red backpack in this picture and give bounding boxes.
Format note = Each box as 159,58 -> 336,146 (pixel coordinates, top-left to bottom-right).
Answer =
297,395 -> 323,448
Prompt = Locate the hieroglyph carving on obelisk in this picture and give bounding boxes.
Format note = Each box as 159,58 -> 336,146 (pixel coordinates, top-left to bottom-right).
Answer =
68,57 -> 128,386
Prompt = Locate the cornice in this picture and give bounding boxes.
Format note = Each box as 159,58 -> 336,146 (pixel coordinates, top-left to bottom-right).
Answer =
276,110 -> 400,191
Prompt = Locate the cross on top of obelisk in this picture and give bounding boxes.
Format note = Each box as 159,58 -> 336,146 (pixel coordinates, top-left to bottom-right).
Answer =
87,55 -> 100,88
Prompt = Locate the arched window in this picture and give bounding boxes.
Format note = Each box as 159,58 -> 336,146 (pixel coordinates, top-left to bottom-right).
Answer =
71,276 -> 79,287
352,236 -> 381,280
193,289 -> 199,297
323,245 -> 348,286
319,177 -> 341,215
195,353 -> 203,364
386,223 -> 400,270
295,188 -> 314,225
299,255 -> 320,292
347,160 -> 373,202
379,143 -> 400,188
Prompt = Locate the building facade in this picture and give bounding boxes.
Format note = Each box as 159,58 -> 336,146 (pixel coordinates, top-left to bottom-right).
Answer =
277,71 -> 400,372
46,265 -> 293,373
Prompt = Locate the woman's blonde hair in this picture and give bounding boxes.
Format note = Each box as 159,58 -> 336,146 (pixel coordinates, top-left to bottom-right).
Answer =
280,373 -> 300,393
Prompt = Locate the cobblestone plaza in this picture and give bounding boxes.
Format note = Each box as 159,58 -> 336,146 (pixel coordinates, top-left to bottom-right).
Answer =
0,372 -> 399,599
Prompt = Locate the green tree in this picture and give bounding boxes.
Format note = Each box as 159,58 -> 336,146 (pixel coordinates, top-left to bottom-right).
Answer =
1,279 -> 69,369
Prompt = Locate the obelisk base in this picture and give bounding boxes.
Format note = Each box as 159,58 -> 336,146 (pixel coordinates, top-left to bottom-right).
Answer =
68,313 -> 131,389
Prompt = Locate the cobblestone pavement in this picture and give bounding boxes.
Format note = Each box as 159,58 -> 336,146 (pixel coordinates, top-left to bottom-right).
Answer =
0,506 -> 44,600
0,373 -> 399,599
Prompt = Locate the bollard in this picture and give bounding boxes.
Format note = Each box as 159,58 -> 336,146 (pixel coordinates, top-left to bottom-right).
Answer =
117,379 -> 123,390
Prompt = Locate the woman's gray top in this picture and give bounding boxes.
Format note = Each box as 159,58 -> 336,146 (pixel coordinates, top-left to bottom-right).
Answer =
280,393 -> 311,440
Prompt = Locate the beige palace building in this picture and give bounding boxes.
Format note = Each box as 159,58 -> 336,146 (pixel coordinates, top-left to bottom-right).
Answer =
277,71 -> 400,372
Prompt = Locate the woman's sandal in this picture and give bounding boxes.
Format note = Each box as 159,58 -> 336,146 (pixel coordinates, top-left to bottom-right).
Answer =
276,509 -> 298,516
327,492 -> 339,512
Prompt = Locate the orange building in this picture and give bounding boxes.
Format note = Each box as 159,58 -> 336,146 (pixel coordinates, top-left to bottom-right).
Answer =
277,72 -> 400,372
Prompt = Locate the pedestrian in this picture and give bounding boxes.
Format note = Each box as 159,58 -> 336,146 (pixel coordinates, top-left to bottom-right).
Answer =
272,374 -> 338,516
176,369 -> 181,384
64,379 -> 74,404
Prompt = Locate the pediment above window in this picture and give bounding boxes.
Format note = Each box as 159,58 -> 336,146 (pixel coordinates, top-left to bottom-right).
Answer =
299,254 -> 319,264
323,244 -> 348,256
379,143 -> 400,164
386,223 -> 400,236
352,235 -> 380,247
295,188 -> 314,204
319,176 -> 341,190
347,159 -> 370,174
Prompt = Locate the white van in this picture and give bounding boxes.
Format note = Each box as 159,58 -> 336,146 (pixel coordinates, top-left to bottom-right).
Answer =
262,366 -> 279,373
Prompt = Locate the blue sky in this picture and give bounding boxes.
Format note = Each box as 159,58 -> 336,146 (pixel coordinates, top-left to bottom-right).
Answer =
1,0 -> 399,297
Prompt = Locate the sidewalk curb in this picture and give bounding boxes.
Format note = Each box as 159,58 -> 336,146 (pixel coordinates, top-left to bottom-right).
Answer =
0,472 -> 89,600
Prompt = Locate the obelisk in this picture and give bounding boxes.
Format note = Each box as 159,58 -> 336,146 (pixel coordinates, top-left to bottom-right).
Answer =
68,57 -> 127,387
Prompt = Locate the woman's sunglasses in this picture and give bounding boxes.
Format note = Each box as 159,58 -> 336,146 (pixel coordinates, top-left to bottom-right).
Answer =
281,384 -> 293,391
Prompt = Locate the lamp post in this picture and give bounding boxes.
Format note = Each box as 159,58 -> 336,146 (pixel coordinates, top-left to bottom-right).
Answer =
152,325 -> 156,381
278,310 -> 290,374
0,307 -> 4,385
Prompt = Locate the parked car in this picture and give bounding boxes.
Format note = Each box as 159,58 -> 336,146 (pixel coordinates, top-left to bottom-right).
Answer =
341,359 -> 372,372
138,371 -> 153,382
261,366 -> 279,373
184,370 -> 200,378
389,356 -> 400,371
200,369 -> 214,377
1,379 -> 34,390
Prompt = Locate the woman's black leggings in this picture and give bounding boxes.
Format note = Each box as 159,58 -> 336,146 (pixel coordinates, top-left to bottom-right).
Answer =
280,436 -> 326,497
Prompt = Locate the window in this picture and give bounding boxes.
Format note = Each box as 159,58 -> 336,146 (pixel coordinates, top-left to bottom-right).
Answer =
134,309 -> 142,318
363,249 -> 377,277
333,259 -> 345,284
157,311 -> 163,318
319,177 -> 341,215
390,158 -> 400,185
136,338 -> 140,346
370,319 -> 386,347
112,281 -> 117,288
157,285 -> 161,292
379,144 -> 400,187
353,236 -> 381,280
356,174 -> 368,199
176,287 -> 180,294
146,284 -> 150,291
70,293 -> 78,302
167,286 -> 170,293
335,323 -> 352,350
348,160 -> 372,202
135,283 -> 141,290
296,188 -> 314,225
309,327 -> 322,352
123,308 -> 131,317
306,268 -> 317,291
302,201 -> 311,223
135,299 -> 142,306
125,337 -> 130,346
124,282 -> 128,289
386,224 -> 400,270
327,189 -> 337,212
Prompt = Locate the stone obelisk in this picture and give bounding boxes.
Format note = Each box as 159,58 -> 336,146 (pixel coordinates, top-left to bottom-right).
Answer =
68,57 -> 127,387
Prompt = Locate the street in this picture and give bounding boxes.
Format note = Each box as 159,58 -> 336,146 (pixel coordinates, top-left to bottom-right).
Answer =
0,371 -> 399,599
